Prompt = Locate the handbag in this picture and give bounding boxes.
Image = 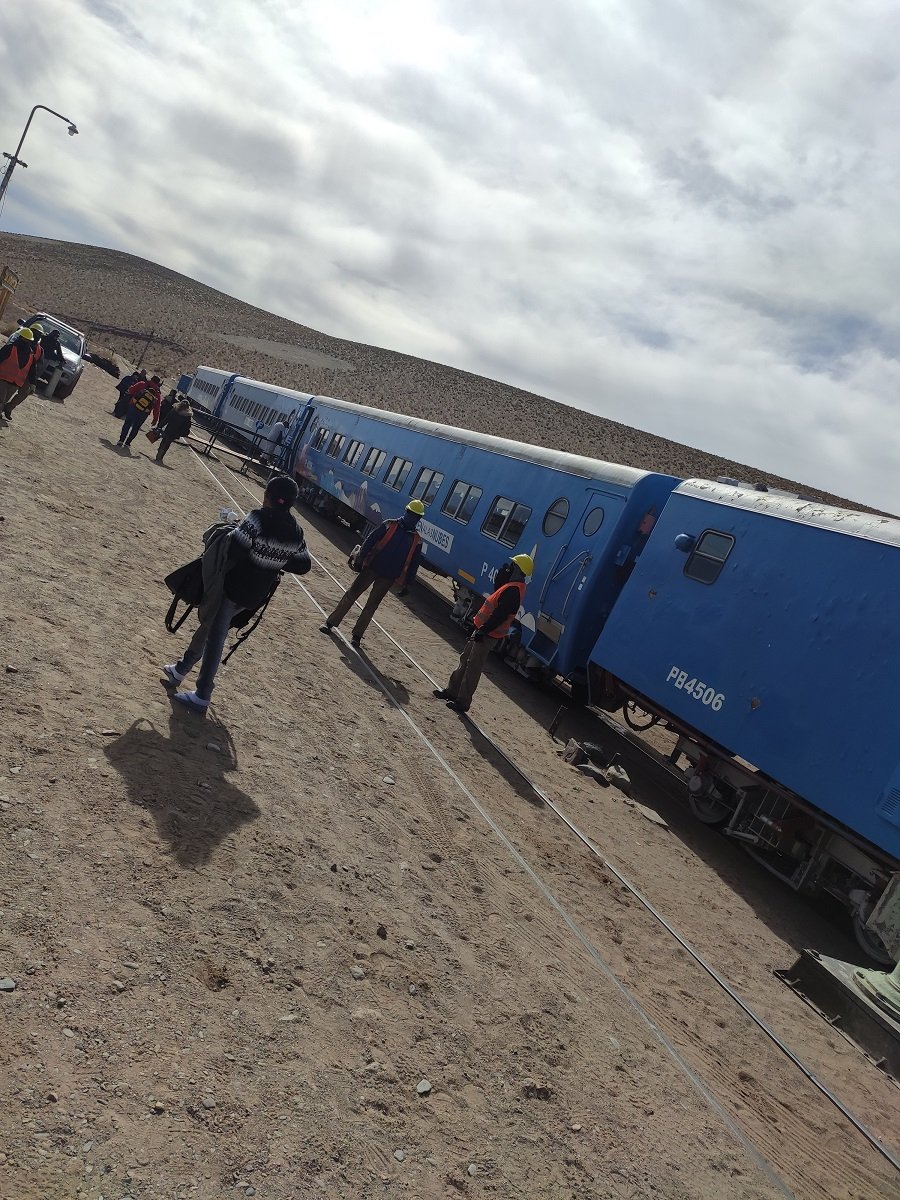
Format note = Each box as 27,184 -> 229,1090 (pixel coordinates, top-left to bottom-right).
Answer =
146,428 -> 161,443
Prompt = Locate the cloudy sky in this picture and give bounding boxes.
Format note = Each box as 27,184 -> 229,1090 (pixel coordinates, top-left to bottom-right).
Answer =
2,0 -> 899,509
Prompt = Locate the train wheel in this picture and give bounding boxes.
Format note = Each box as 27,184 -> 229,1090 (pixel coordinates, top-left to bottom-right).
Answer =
687,791 -> 731,827
852,910 -> 896,967
622,700 -> 660,731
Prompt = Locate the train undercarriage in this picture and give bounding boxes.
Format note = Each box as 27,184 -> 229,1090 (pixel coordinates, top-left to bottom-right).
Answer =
589,669 -> 898,966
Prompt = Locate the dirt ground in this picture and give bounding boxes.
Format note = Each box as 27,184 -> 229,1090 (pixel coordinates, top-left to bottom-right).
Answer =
1,366 -> 900,1200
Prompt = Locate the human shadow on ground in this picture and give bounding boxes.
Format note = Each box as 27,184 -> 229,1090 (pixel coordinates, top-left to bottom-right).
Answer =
458,717 -> 545,807
103,708 -> 260,869
98,436 -> 131,455
330,634 -> 411,706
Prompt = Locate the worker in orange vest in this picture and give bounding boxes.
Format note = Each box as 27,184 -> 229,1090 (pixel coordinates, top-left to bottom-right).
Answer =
434,553 -> 534,713
321,499 -> 424,648
0,327 -> 38,421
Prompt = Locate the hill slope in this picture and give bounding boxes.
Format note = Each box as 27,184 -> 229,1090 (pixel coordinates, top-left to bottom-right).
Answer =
0,231 -> 864,509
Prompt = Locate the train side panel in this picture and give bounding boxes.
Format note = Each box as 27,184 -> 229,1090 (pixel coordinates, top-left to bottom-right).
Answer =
186,366 -> 232,415
219,378 -> 314,441
292,397 -> 678,679
591,481 -> 900,861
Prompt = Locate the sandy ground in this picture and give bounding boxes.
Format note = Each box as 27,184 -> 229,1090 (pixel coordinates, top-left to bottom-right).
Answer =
1,366 -> 900,1200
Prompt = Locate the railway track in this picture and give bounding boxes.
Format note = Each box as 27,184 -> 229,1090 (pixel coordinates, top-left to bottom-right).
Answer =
188,448 -> 900,1199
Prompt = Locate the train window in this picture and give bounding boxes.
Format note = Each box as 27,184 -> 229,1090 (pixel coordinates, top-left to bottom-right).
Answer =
582,507 -> 605,536
483,496 -> 532,547
311,426 -> 330,451
326,433 -> 346,459
542,498 -> 569,536
361,447 -> 386,477
443,480 -> 483,524
344,439 -> 365,468
384,456 -> 413,490
410,467 -> 444,505
684,530 -> 735,585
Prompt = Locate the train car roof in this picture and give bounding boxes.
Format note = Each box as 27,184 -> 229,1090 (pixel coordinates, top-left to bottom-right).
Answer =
678,479 -> 900,548
310,393 -> 663,488
232,376 -> 314,402
194,364 -> 232,379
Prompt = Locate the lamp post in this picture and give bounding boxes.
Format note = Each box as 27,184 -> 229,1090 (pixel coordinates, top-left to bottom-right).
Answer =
0,105 -> 79,211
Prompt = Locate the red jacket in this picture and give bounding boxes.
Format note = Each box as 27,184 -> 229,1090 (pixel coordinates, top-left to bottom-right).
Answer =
127,380 -> 161,423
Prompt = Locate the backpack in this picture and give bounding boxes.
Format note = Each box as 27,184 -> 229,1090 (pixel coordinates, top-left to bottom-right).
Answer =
163,558 -> 204,632
132,389 -> 154,413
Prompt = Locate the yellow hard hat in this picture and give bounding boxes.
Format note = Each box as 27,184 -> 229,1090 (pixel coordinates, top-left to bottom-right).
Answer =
406,499 -> 425,516
29,323 -> 45,335
511,553 -> 534,577
17,327 -> 34,341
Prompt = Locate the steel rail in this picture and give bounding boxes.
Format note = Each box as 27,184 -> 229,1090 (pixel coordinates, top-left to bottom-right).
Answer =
186,450 -> 899,1185
186,452 -> 794,1196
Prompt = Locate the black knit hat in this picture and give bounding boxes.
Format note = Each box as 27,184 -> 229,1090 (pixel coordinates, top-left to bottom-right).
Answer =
265,475 -> 299,509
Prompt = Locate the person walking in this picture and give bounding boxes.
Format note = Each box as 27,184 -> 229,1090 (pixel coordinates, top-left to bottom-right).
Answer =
164,476 -> 311,714
40,329 -> 65,397
0,327 -> 38,421
154,397 -> 192,463
117,375 -> 161,448
113,369 -> 144,418
320,499 -> 424,648
433,553 -> 534,713
158,388 -> 178,427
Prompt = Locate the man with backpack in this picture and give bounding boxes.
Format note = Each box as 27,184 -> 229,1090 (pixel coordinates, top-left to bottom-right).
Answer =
117,374 -> 161,448
319,499 -> 424,648
164,476 -> 311,714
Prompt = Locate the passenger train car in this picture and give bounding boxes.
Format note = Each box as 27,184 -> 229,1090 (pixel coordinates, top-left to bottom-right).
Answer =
590,481 -> 900,960
290,394 -> 679,683
181,363 -> 899,960
184,366 -> 315,449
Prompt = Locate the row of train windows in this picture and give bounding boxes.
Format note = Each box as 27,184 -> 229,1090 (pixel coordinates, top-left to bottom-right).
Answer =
308,424 -> 607,548
194,378 -> 219,396
231,393 -> 279,425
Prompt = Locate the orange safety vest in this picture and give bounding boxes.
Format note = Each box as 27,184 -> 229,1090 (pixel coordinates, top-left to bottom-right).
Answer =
0,342 -> 36,387
473,581 -> 526,639
363,520 -> 421,586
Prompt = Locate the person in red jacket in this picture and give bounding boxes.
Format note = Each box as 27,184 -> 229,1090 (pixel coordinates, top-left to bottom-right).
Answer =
433,553 -> 534,713
0,328 -> 38,420
117,375 -> 161,449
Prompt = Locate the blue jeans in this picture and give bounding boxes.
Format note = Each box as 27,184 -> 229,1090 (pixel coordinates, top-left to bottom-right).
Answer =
119,409 -> 148,444
175,598 -> 241,702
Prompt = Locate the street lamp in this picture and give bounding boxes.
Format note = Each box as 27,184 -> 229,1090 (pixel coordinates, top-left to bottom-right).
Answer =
0,105 -> 79,211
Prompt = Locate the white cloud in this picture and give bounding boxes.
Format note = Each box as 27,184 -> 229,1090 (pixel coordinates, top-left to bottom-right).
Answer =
2,0 -> 900,507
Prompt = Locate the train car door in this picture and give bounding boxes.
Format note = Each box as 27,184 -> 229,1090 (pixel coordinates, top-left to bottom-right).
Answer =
527,489 -> 624,665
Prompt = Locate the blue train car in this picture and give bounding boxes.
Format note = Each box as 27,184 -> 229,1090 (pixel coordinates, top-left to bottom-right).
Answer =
218,377 -> 314,444
288,395 -> 679,683
589,479 -> 900,958
186,367 -> 317,455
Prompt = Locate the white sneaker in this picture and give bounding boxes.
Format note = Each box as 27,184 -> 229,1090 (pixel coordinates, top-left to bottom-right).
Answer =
162,663 -> 185,685
173,690 -> 209,715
